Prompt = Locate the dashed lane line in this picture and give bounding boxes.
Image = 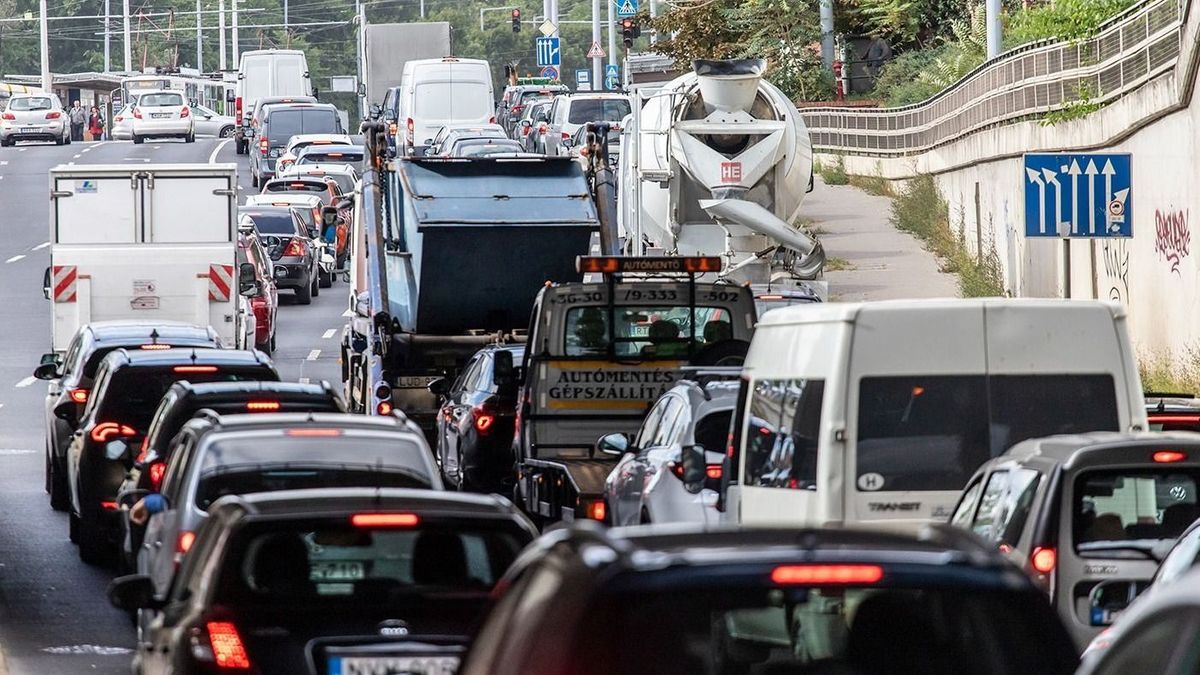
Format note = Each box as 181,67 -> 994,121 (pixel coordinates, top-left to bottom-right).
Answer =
298,377 -> 311,384
32,241 -> 50,250
306,349 -> 321,361
321,329 -> 337,339
72,153 -> 81,159
5,255 -> 25,263
14,376 -> 36,388
342,309 -> 353,317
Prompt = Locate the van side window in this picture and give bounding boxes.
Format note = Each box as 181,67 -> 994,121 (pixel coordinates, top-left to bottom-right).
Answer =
744,379 -> 824,490
951,478 -> 984,528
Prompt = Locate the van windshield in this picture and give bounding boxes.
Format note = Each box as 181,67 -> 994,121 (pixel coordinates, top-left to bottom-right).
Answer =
856,374 -> 1119,492
414,82 -> 492,121
1074,469 -> 1200,557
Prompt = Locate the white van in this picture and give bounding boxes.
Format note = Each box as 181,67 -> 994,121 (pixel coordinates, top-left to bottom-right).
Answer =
397,57 -> 493,155
234,49 -> 313,154
719,299 -> 1147,530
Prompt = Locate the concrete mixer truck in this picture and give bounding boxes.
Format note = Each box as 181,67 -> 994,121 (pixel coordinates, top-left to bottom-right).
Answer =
618,59 -> 825,286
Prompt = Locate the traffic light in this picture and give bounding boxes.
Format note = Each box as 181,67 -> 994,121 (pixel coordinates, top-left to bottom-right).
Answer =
621,18 -> 634,48
512,8 -> 521,32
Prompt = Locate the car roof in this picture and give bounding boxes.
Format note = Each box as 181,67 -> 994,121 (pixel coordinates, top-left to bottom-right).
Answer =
199,411 -> 417,433
286,133 -> 351,147
1147,394 -> 1200,413
170,380 -> 336,400
1001,431 -> 1200,466
673,377 -> 741,409
109,347 -> 269,368
245,193 -> 322,207
210,487 -> 531,524
239,205 -> 299,214
756,297 -> 1121,327
86,321 -> 215,342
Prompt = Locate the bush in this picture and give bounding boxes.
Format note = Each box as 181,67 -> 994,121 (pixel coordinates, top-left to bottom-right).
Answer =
816,155 -> 850,185
1006,0 -> 1137,47
872,48 -> 945,107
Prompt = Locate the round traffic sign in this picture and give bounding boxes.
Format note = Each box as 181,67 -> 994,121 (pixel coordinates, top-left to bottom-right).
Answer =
540,66 -> 559,80
1108,200 -> 1124,217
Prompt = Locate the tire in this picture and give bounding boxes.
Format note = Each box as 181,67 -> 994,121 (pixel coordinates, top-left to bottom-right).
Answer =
296,280 -> 312,305
640,507 -> 652,525
311,273 -> 320,298
219,126 -> 234,138
0,138 -> 9,147
256,337 -> 272,356
54,135 -> 64,146
48,457 -> 70,512
269,332 -> 277,354
185,132 -> 195,143
319,268 -> 332,288
251,172 -> 259,188
77,512 -> 110,567
132,134 -> 144,145
68,510 -> 79,544
64,135 -> 71,145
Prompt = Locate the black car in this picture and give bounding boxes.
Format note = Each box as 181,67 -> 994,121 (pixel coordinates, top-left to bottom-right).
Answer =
110,488 -> 538,675
236,95 -> 317,155
460,524 -> 1080,675
67,348 -> 277,566
248,102 -> 343,187
431,344 -> 523,492
115,379 -> 345,571
238,206 -> 319,304
33,321 -> 221,511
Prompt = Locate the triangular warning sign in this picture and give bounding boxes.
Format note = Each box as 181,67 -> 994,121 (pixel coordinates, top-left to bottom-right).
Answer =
587,41 -> 606,59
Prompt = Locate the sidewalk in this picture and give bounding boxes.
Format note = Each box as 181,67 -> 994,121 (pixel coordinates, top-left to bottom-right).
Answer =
805,178 -> 958,301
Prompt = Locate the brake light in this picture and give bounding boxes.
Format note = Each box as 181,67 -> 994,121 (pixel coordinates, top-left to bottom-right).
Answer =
489,115 -> 496,124
45,111 -> 61,119
283,238 -> 306,257
1031,547 -> 1057,574
149,461 -> 167,490
173,365 -> 218,373
101,500 -> 120,510
377,401 -> 394,415
406,118 -> 414,142
285,428 -> 342,437
140,344 -> 171,350
352,513 -> 419,528
1,112 -> 13,120
705,464 -> 723,480
177,530 -> 196,555
771,565 -> 884,585
473,408 -> 495,434
132,107 -> 143,119
90,422 -> 137,443
235,96 -> 242,117
258,137 -> 268,155
562,131 -> 570,141
245,400 -> 280,412
179,107 -> 190,118
585,499 -> 606,521
205,621 -> 251,670
135,437 -> 150,464
1154,450 -> 1188,463
512,105 -> 525,113
521,125 -> 530,137
69,388 -> 90,404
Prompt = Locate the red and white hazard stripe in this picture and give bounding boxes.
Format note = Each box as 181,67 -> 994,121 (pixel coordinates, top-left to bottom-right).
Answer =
52,265 -> 77,303
208,263 -> 233,302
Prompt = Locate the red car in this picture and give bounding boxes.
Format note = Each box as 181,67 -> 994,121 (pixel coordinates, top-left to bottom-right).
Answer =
237,229 -> 279,354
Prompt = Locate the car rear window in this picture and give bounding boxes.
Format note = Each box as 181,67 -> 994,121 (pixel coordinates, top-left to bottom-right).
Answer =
140,92 -> 183,107
10,97 -> 52,111
196,433 -> 434,488
298,150 -> 363,165
241,210 -> 299,234
97,365 -> 275,429
693,410 -> 732,455
216,520 -> 527,607
268,109 -> 339,141
857,374 -> 1119,492
567,98 -> 631,124
566,582 -> 1077,675
264,181 -> 326,195
1075,469 -> 1200,555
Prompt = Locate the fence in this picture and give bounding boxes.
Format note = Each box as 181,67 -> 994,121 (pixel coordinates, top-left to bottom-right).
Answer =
801,0 -> 1183,156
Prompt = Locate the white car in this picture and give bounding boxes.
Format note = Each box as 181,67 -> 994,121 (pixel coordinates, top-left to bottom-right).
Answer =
602,379 -> 735,526
274,133 -> 352,175
276,162 -> 359,196
129,90 -> 194,144
191,104 -> 236,138
110,104 -> 134,140
0,93 -> 70,146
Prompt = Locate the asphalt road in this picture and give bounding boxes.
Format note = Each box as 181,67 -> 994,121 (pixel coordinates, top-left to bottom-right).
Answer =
0,137 -> 346,673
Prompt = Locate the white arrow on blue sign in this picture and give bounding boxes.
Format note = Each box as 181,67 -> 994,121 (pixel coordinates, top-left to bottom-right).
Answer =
536,36 -> 561,67
616,0 -> 638,17
1023,153 -> 1132,238
605,64 -> 620,90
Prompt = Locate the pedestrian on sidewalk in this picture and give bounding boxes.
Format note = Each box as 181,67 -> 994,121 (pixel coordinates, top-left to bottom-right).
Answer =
87,106 -> 105,141
69,101 -> 86,141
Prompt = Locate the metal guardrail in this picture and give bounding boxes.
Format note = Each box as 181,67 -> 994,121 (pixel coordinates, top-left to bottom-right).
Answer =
801,0 -> 1183,155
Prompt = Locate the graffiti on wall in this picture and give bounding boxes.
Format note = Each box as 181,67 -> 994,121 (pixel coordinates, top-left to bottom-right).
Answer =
1102,239 -> 1130,303
1154,208 -> 1191,275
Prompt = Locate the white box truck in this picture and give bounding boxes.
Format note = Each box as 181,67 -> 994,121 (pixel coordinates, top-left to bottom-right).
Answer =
44,164 -> 245,352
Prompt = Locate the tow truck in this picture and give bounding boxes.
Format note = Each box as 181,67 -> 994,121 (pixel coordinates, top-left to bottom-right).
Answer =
513,254 -> 757,525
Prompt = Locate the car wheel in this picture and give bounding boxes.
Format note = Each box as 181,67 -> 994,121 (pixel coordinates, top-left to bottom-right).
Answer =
640,507 -> 652,525
296,280 -> 312,305
76,494 -> 111,566
311,273 -> 320,298
219,126 -> 234,138
251,172 -> 259,188
256,337 -> 272,355
64,135 -> 71,145
132,134 -> 144,145
68,510 -> 79,543
185,131 -> 195,143
319,268 -> 332,288
49,457 -> 70,512
269,332 -> 277,353
54,135 -> 64,146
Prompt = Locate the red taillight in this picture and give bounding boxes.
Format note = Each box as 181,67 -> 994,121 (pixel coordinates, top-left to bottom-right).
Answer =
205,621 -> 252,670
1154,450 -> 1188,463
176,530 -> 196,554
283,238 -> 306,257
538,123 -> 547,135
173,365 -> 218,373
585,499 -> 606,521
246,400 -> 280,412
406,118 -> 414,142
473,408 -> 495,433
351,513 -> 419,528
705,464 -> 723,480
132,107 -> 143,119
1,112 -> 14,120
771,565 -> 884,585
135,437 -> 150,464
101,500 -> 120,510
149,462 -> 166,490
1031,547 -> 1057,574
235,96 -> 242,117
512,105 -> 525,113
377,401 -> 394,415
69,388 -> 90,404
259,137 -> 269,155
561,131 -> 570,141
46,111 -> 61,119
285,428 -> 342,437
521,125 -> 530,137
90,422 -> 137,443
488,115 -> 496,124
389,122 -> 398,136
179,107 -> 190,118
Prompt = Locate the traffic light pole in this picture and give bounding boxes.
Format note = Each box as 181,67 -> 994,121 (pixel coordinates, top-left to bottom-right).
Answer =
591,0 -> 602,90
606,0 -> 616,88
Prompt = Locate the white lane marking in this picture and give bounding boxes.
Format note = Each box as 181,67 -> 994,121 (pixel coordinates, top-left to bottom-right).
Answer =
33,241 -> 50,250
0,160 -> 7,165
17,148 -> 25,152
153,145 -> 161,150
306,349 -> 321,361
5,254 -> 25,263
89,141 -> 109,151
321,329 -> 337,339
209,138 -> 232,164
42,645 -> 133,655
72,153 -> 81,159
15,376 -> 36,388
0,449 -> 35,455
342,309 -> 353,317
298,377 -> 311,384
123,157 -> 150,162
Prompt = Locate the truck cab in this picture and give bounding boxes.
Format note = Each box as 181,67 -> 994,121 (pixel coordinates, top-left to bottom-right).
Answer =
514,256 -> 757,525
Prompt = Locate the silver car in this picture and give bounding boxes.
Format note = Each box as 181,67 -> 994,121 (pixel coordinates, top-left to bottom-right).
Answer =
129,90 -> 195,144
191,104 -> 236,138
110,104 -> 134,141
0,93 -> 70,146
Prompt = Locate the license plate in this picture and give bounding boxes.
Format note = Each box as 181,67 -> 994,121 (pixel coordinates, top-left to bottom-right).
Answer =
152,113 -> 171,119
310,561 -> 366,582
395,376 -> 439,389
329,655 -> 459,675
21,127 -> 38,133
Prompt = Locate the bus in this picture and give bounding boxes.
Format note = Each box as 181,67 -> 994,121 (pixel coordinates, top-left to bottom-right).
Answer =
119,73 -> 232,114
0,82 -> 43,110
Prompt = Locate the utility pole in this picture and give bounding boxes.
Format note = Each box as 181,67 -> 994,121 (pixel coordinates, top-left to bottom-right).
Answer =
103,0 -> 111,72
196,0 -> 203,71
820,0 -> 834,69
231,0 -> 240,66
218,0 -> 226,70
606,0 -> 616,89
591,0 -> 601,90
985,0 -> 1001,59
419,0 -> 425,19
356,0 -> 366,120
284,0 -> 288,30
122,0 -> 132,71
649,0 -> 657,43
39,0 -> 50,93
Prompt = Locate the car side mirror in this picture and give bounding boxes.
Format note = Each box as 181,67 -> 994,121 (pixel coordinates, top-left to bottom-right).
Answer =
307,227 -> 320,240
597,433 -> 632,457
337,196 -> 354,210
1088,579 -> 1147,626
677,445 -> 707,494
369,104 -> 382,119
535,112 -> 548,122
521,120 -> 532,128
43,266 -> 52,300
561,137 -> 574,149
34,361 -> 60,380
427,377 -> 449,397
108,574 -> 163,612
238,262 -> 257,296
493,350 -> 516,388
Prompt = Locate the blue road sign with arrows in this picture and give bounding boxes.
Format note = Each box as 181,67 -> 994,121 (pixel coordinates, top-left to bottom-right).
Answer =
1024,153 -> 1132,238
536,36 -> 561,67
616,0 -> 638,17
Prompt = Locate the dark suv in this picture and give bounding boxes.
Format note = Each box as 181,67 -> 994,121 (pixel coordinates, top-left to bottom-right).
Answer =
66,348 -> 277,565
248,102 -> 342,187
34,322 -> 221,511
460,524 -> 1079,675
238,206 -> 319,304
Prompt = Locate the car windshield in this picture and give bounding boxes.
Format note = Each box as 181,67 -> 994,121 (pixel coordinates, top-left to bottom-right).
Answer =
566,582 -> 1075,675
216,520 -> 527,607
568,98 -> 631,124
856,374 -> 1119,492
268,109 -> 339,142
1074,469 -> 1200,556
10,97 -> 52,111
96,365 -> 274,430
564,305 -> 735,359
140,92 -> 183,107
292,171 -> 353,193
239,210 -> 297,235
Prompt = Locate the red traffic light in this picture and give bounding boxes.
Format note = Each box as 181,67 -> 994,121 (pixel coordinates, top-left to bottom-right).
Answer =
512,8 -> 521,17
